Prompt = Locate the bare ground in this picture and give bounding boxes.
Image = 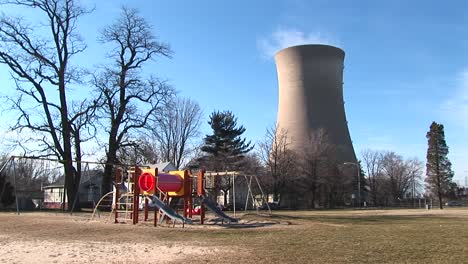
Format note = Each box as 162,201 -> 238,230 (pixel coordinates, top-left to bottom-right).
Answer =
0,211 -> 277,264
1,209 -> 467,263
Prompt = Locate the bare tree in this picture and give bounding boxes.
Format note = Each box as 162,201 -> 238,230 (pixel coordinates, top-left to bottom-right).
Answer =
405,157 -> 424,205
382,152 -> 412,203
258,125 -> 296,204
323,162 -> 350,209
69,99 -> 99,196
150,97 -> 202,168
0,0 -> 92,210
242,153 -> 264,176
371,151 -> 424,206
361,150 -> 423,207
93,7 -> 174,195
298,128 -> 336,208
361,149 -> 384,206
117,136 -> 161,166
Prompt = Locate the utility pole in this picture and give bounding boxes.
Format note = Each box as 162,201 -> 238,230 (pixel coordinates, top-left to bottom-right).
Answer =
412,173 -> 416,208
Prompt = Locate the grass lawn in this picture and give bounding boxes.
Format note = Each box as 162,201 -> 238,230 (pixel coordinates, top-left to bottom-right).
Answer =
190,209 -> 468,263
0,209 -> 467,263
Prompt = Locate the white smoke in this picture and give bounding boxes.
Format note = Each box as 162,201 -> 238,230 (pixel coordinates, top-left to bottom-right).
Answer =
258,28 -> 339,59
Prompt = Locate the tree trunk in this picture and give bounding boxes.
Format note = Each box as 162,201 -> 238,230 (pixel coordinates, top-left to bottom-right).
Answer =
64,160 -> 75,211
438,191 -> 443,209
102,152 -> 116,196
102,135 -> 119,196
102,109 -> 121,196
273,183 -> 280,202
62,121 -> 76,212
310,185 -> 316,209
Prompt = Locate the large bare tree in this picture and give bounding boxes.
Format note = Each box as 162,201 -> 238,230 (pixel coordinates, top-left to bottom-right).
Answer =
362,150 -> 423,206
116,136 -> 161,166
94,7 -> 174,195
382,152 -> 413,203
298,128 -> 339,208
361,149 -> 384,206
405,157 -> 424,206
150,97 -> 202,168
258,125 -> 296,204
0,0 -> 92,210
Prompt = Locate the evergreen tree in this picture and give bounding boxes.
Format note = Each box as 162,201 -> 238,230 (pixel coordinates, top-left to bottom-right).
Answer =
201,110 -> 254,170
200,111 -> 254,205
425,121 -> 454,209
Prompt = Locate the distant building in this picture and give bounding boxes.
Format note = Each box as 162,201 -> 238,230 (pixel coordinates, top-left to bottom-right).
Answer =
43,179 -> 67,209
146,162 -> 178,172
43,170 -> 104,209
78,169 -> 104,208
42,162 -> 178,209
275,44 -> 356,163
14,189 -> 43,210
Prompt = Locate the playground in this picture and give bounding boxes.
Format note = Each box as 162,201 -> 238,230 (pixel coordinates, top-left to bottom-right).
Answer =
1,209 -> 467,263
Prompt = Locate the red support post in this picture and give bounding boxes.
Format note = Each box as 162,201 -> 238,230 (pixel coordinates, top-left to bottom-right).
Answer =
129,171 -> 133,220
154,168 -> 158,227
197,169 -> 203,196
183,170 -> 189,218
188,175 -> 193,218
198,170 -> 205,225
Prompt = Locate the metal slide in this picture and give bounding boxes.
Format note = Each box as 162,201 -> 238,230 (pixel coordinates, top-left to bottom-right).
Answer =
146,195 -> 193,224
201,195 -> 238,223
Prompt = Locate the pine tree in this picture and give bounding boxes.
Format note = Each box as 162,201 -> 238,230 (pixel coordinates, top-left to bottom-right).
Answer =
200,111 -> 254,205
425,122 -> 454,209
201,111 -> 254,169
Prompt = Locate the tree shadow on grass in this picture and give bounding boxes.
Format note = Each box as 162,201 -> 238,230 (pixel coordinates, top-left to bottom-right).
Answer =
254,212 -> 463,225
205,217 -> 285,228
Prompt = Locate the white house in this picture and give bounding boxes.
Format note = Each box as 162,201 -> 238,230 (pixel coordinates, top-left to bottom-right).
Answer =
43,180 -> 67,209
147,162 -> 178,173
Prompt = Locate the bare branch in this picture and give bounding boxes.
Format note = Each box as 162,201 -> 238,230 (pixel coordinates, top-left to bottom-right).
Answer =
0,0 -> 91,211
93,7 -> 173,195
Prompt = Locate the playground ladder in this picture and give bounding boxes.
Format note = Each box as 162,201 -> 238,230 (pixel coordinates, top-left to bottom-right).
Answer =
114,192 -> 134,223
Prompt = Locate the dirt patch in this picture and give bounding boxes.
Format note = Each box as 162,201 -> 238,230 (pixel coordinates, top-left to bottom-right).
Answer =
1,209 -> 468,263
0,239 -> 224,264
0,213 -> 234,263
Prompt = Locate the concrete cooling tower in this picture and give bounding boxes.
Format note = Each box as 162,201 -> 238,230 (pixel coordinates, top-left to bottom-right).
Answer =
275,44 -> 356,163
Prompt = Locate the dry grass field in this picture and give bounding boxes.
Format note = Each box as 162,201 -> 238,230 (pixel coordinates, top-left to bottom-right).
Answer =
0,209 -> 467,263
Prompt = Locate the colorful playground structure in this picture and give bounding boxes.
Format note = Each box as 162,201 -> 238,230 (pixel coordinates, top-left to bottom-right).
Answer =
93,167 -> 264,227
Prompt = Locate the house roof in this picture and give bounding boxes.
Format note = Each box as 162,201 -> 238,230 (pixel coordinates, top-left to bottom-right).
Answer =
80,169 -> 103,187
43,177 -> 65,188
43,169 -> 103,189
146,162 -> 177,172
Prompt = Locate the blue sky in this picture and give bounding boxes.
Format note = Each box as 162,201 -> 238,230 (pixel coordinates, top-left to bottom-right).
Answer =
1,0 -> 467,184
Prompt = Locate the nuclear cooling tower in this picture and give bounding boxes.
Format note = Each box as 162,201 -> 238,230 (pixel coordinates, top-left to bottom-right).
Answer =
275,44 -> 356,163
